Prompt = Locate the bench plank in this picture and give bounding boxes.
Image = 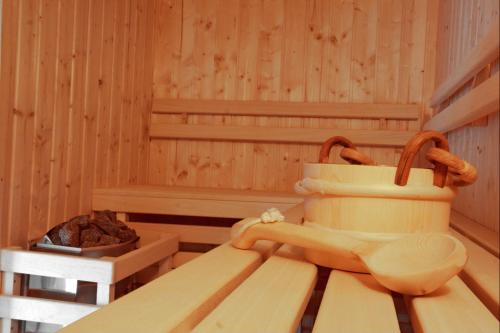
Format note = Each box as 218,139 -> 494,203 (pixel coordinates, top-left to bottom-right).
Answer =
450,209 -> 499,257
109,233 -> 178,282
0,295 -> 99,326
451,230 -> 499,318
173,251 -> 203,268
60,205 -> 303,333
406,277 -> 499,333
93,185 -> 301,218
192,246 -> 317,333
59,243 -> 269,333
313,270 -> 400,333
127,222 -> 230,245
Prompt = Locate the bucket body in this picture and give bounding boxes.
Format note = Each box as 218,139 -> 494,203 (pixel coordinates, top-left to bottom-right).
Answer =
298,163 -> 457,272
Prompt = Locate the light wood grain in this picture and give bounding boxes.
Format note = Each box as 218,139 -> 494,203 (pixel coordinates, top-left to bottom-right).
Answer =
450,209 -> 499,257
149,0 -> 434,191
58,204 -> 303,332
450,230 -> 499,318
108,233 -> 178,282
0,271 -> 15,332
127,222 -> 230,245
232,220 -> 466,295
430,19 -> 499,107
406,277 -> 499,333
150,123 -> 416,147
424,73 -> 499,132
59,243 -> 273,333
153,99 -> 420,120
0,0 -> 155,247
448,112 -> 499,232
92,185 -> 301,218
192,245 -> 317,333
0,295 -> 99,326
431,1 -> 499,233
172,251 -> 203,268
313,270 -> 399,333
0,249 -> 114,284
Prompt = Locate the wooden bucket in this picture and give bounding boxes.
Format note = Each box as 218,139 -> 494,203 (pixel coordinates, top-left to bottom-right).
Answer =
295,131 -> 476,273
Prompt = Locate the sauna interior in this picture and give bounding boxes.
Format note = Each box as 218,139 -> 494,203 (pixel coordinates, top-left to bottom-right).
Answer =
0,0 -> 499,332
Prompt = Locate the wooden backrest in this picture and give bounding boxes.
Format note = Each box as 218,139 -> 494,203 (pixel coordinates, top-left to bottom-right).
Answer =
150,99 -> 419,147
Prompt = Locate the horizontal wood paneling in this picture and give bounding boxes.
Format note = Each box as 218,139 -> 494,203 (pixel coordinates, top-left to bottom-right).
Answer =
433,0 -> 499,232
153,99 -> 421,119
0,0 -> 154,247
150,0 -> 436,191
150,123 -> 416,147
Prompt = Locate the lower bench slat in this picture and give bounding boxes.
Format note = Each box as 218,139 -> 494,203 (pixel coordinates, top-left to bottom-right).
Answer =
406,276 -> 499,333
192,245 -> 317,333
313,270 -> 400,333
59,243 -> 272,333
0,296 -> 99,326
451,230 -> 499,318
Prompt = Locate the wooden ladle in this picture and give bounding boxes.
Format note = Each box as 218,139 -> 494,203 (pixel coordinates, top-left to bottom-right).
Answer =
231,219 -> 467,295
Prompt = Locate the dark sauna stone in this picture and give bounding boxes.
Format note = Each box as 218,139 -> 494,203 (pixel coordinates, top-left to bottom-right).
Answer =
98,234 -> 121,246
67,215 -> 91,229
117,228 -> 137,242
46,211 -> 137,248
93,210 -> 130,237
94,210 -> 117,224
80,224 -> 103,245
80,241 -> 98,248
58,220 -> 81,247
48,225 -> 63,245
92,219 -> 121,237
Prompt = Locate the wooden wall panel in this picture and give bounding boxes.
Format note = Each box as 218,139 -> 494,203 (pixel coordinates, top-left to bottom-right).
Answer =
0,0 -> 155,247
150,0 -> 436,192
433,0 -> 499,231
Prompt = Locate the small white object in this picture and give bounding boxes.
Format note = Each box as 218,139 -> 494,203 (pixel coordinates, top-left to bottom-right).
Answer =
260,208 -> 284,223
232,208 -> 285,240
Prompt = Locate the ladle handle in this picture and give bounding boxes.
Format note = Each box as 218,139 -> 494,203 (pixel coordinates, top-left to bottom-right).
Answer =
395,131 -> 449,187
231,219 -> 365,258
319,136 -> 375,165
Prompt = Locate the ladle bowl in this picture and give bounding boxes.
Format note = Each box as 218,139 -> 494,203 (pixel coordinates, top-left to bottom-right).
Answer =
231,219 -> 467,295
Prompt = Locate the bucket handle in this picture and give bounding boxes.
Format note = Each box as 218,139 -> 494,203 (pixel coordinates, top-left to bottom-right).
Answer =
395,131 -> 450,187
319,136 -> 375,165
426,147 -> 477,186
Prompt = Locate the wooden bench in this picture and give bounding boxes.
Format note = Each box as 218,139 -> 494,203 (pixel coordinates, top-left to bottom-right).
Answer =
92,185 -> 302,267
59,203 -> 499,333
92,185 -> 302,219
0,230 -> 178,332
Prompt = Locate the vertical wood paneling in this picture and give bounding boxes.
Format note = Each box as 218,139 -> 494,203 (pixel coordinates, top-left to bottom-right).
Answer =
79,0 -> 104,214
47,0 -> 75,229
8,0 -> 36,246
433,0 -> 499,232
150,0 -> 433,192
0,0 -> 155,247
31,0 -> 60,240
64,0 -> 90,219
